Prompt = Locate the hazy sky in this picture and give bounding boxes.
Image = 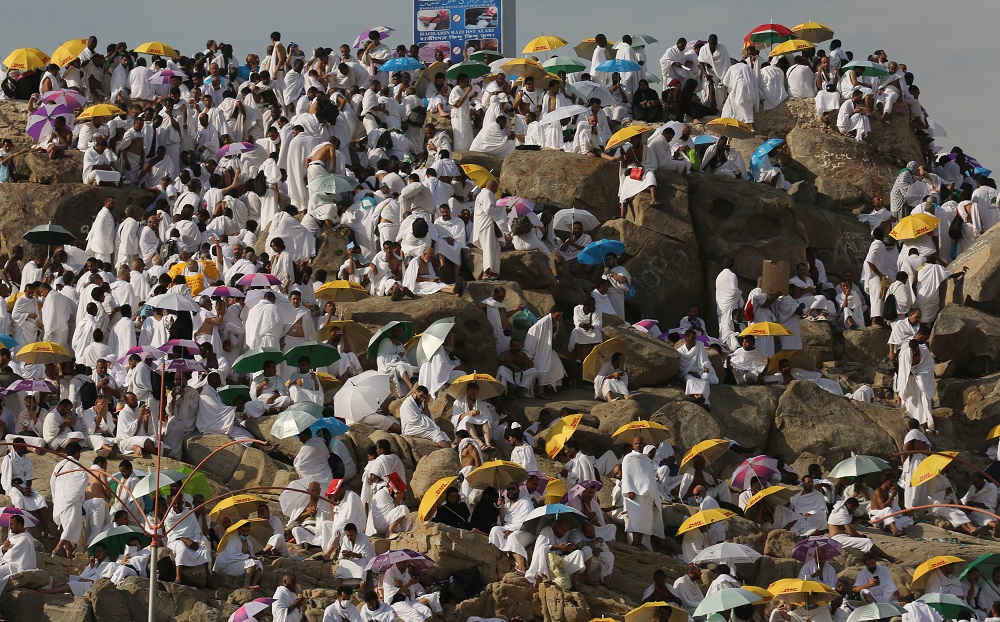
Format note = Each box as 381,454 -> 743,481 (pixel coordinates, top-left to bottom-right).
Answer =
4,0 -> 997,167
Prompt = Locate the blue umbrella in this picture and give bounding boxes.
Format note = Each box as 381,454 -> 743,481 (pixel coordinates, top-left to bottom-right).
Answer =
577,239 -> 626,265
693,134 -> 717,146
519,503 -> 587,535
974,166 -> 993,177
595,59 -> 641,73
309,416 -> 350,437
749,138 -> 785,181
381,56 -> 423,72
0,335 -> 17,350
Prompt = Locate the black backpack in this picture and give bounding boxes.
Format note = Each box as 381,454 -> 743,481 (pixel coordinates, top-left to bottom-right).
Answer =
159,239 -> 179,258
405,106 -> 427,127
79,380 -> 98,411
948,212 -> 964,240
440,567 -> 483,603
411,217 -> 429,239
882,290 -> 898,321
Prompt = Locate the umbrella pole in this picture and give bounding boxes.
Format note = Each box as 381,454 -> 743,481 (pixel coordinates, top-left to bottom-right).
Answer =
147,543 -> 158,621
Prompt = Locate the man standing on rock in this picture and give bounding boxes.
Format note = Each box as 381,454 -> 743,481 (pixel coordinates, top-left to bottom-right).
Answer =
472,179 -> 509,280
86,196 -> 118,263
524,306 -> 566,397
895,336 -> 936,434
621,435 -> 664,550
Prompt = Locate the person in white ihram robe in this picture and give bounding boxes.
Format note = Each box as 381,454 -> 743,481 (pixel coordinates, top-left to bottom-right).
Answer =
294,434 -> 333,484
1,446 -> 48,515
758,63 -> 788,111
245,298 -> 284,350
470,101 -> 515,159
615,39 -> 640,97
525,522 -> 589,586
330,527 -> 374,583
914,263 -> 956,324
272,579 -> 305,622
788,483 -> 830,536
524,312 -> 566,390
50,449 -> 89,555
86,204 -> 117,263
621,444 -> 665,549
472,185 -> 509,279
213,529 -> 264,584
11,291 -> 40,347
721,61 -> 758,126
420,346 -> 463,400
677,335 -> 719,405
487,490 -> 534,573
399,391 -> 449,445
0,520 -> 36,592
895,341 -> 936,433
448,80 -> 474,152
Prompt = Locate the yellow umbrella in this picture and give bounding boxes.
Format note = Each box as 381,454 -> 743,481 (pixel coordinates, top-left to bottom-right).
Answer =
791,22 -> 835,44
418,476 -> 458,522
77,104 -> 126,121
543,478 -> 567,504
626,602 -> 689,622
890,214 -> 940,241
446,373 -> 506,400
767,579 -> 837,603
541,414 -> 583,459
216,518 -> 273,552
51,39 -> 88,68
3,48 -> 50,71
911,451 -> 959,487
767,349 -> 813,373
582,337 -> 627,381
315,280 -> 370,302
911,556 -> 965,590
460,163 -> 499,189
768,39 -> 815,58
315,372 -> 339,389
500,58 -> 550,81
17,341 -> 71,365
706,117 -> 754,139
606,125 -> 655,151
676,508 -> 735,535
317,319 -> 372,355
680,438 -> 729,469
739,322 -> 792,337
744,485 -> 799,513
988,424 -> 1000,441
574,38 -> 615,59
522,35 -> 568,55
134,41 -> 179,58
465,460 -> 529,490
742,586 -> 774,604
209,494 -> 266,523
612,420 -> 671,445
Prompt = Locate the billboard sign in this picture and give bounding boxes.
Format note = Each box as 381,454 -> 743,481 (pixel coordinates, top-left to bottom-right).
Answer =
413,0 -> 515,64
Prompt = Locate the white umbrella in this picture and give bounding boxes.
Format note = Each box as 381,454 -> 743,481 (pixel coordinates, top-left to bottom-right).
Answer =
691,542 -> 762,565
927,119 -> 947,138
488,58 -> 515,73
270,409 -> 321,439
845,603 -> 907,622
278,478 -> 331,518
827,453 -> 891,479
416,317 -> 456,367
568,80 -> 614,106
552,207 -> 600,232
243,289 -> 298,326
539,104 -> 589,125
132,470 -> 188,498
146,292 -> 200,313
333,370 -> 391,424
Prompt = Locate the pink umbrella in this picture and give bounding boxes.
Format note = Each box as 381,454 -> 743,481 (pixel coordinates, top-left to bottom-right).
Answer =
25,103 -> 74,142
791,536 -> 842,562
148,69 -> 188,85
353,26 -> 395,49
40,89 -> 86,109
116,345 -> 165,365
229,598 -> 275,622
215,141 -> 258,159
159,339 -> 200,355
164,358 -> 206,373
730,455 -> 779,490
202,286 -> 245,299
497,195 -> 535,216
0,507 -> 38,528
6,379 -> 57,393
365,548 -> 434,573
634,319 -> 659,331
238,273 -> 281,288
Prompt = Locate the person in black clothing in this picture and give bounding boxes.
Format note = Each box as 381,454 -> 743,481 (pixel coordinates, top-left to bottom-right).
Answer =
631,79 -> 662,123
431,487 -> 472,530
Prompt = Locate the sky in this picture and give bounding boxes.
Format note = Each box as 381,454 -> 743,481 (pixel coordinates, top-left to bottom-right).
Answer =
4,0 -> 998,167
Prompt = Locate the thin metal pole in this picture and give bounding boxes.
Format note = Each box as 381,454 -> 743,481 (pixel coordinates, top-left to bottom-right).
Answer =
147,543 -> 158,622
148,359 -> 167,621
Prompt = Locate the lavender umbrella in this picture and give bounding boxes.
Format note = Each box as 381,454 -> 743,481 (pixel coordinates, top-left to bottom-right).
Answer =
215,141 -> 258,159
352,26 -> 395,49
163,358 -> 206,374
201,286 -> 245,299
0,507 -> 38,528
228,598 -> 275,622
40,89 -> 86,109
365,548 -> 434,573
116,345 -> 165,365
6,379 -> 57,393
26,103 -> 74,142
730,455 -> 779,490
148,69 -> 188,85
159,339 -> 201,356
237,273 -> 281,288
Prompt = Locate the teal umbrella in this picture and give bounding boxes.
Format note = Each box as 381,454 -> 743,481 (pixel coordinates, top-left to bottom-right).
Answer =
284,343 -> 341,368
232,347 -> 284,374
367,321 -> 412,359
827,454 -> 891,479
218,384 -> 251,406
87,525 -> 151,559
845,603 -> 906,622
270,408 -> 321,439
959,553 -> 1000,579
287,402 -> 325,418
307,173 -> 359,196
693,588 -> 761,617
917,593 -> 974,620
542,56 -> 586,75
841,60 -> 889,78
469,50 -> 504,63
445,61 -> 491,79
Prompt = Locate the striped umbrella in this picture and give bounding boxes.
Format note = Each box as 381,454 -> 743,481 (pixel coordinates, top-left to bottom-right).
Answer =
40,89 -> 87,109
148,69 -> 188,85
730,455 -> 779,490
216,141 -> 258,159
26,103 -> 74,142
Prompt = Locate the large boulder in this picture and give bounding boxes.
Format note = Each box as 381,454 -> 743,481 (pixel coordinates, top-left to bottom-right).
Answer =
309,228 -> 351,279
347,293 -> 499,373
499,149 -> 620,223
410,448 -> 462,499
946,225 -> 1000,316
929,305 -> 1000,377
183,434 -> 296,493
390,523 -> 513,585
0,182 -> 154,256
707,385 -> 781,450
599,326 -> 680,387
467,248 -> 556,289
452,150 -> 503,177
0,100 -> 32,149
12,150 -> 85,184
842,326 -> 891,365
767,380 -> 907,472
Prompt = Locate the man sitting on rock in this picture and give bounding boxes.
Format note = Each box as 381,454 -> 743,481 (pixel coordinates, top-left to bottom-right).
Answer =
398,386 -> 451,448
853,552 -> 900,603
0,513 -> 36,593
828,497 -> 900,564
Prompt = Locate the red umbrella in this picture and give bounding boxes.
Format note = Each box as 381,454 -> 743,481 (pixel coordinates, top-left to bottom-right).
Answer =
744,24 -> 794,46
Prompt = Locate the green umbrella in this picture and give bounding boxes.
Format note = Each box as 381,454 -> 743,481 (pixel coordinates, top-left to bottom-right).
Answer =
959,553 -> 1000,579
284,343 -> 341,368
307,172 -> 359,195
542,56 -> 587,75
693,588 -> 761,617
841,60 -> 889,78
367,320 -> 412,359
218,384 -> 251,406
446,61 -> 491,80
160,467 -> 212,502
232,347 -> 284,374
270,408 -> 321,439
287,401 -> 325,418
87,525 -> 151,559
469,50 -> 504,63
827,453 -> 891,479
917,593 -> 974,620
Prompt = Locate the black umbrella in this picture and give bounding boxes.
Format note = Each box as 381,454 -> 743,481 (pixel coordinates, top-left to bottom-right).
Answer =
22,223 -> 75,254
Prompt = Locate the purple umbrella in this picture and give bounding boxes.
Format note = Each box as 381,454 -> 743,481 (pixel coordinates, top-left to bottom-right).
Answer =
202,286 -> 245,299
6,379 -> 57,393
164,358 -> 206,374
791,536 -> 843,562
238,273 -> 281,288
215,141 -> 258,159
117,345 -> 165,365
0,507 -> 38,528
26,103 -> 75,142
159,339 -> 201,355
229,598 -> 275,622
353,26 -> 395,49
365,548 -> 434,573
148,69 -> 188,85
40,89 -> 86,109
730,455 -> 779,490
